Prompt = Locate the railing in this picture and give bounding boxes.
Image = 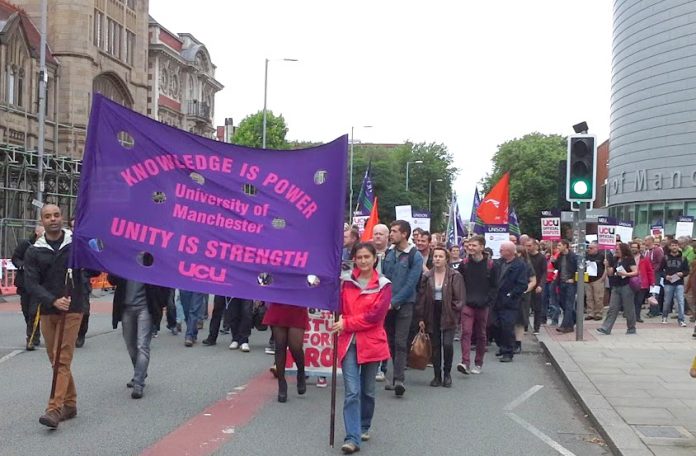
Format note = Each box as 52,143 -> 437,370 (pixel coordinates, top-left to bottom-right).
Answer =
186,101 -> 210,120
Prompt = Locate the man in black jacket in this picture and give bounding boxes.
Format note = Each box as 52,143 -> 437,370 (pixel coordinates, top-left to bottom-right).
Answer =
11,225 -> 44,350
525,238 -> 548,334
493,241 -> 528,363
456,235 -> 497,374
24,204 -> 96,429
108,274 -> 171,399
554,239 -> 579,334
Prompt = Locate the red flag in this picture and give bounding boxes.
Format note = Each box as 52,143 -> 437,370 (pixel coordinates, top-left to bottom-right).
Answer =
361,197 -> 380,242
477,172 -> 510,225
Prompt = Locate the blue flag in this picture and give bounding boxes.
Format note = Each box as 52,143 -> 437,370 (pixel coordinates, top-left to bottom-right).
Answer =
470,188 -> 481,222
509,206 -> 521,236
354,161 -> 374,215
447,192 -> 467,247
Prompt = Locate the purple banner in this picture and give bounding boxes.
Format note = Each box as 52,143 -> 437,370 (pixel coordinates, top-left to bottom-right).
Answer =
71,95 -> 347,310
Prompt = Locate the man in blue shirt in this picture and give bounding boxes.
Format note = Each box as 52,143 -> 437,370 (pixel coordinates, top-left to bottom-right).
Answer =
382,220 -> 423,396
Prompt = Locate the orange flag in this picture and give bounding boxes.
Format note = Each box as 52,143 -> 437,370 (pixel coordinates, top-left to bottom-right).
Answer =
477,172 -> 510,225
361,197 -> 380,242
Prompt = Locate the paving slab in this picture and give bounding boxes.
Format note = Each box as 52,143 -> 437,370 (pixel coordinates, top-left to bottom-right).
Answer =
539,318 -> 696,456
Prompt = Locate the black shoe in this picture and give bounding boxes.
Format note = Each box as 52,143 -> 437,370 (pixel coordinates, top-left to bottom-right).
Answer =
278,379 -> 288,403
500,355 -> 513,363
75,336 -> 85,348
131,385 -> 144,399
297,372 -> 307,395
442,374 -> 452,388
127,379 -> 134,388
430,377 -> 442,387
201,339 -> 216,346
495,350 -> 503,357
636,319 -> 644,323
513,342 -> 522,354
394,381 -> 405,396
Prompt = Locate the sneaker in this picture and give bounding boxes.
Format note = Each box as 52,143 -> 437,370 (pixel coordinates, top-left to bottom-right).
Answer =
513,343 -> 522,355
661,317 -> 668,324
456,363 -> 470,375
341,442 -> 360,454
471,365 -> 482,374
394,381 -> 405,396
453,336 -> 460,341
202,339 -> 216,346
584,315 -> 594,321
229,341 -> 239,350
127,379 -> 134,388
317,377 -> 328,388
60,405 -> 77,421
532,330 -> 540,335
264,346 -> 275,355
375,371 -> 386,382
185,338 -> 193,347
360,432 -> 370,441
680,321 -> 687,327
39,410 -> 61,429
500,355 -> 513,363
596,327 -> 609,335
152,330 -> 159,338
131,385 -> 144,399
240,343 -> 250,352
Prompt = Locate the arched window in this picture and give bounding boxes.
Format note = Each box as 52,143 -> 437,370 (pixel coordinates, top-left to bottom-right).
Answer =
188,74 -> 195,99
6,66 -> 15,104
92,72 -> 133,108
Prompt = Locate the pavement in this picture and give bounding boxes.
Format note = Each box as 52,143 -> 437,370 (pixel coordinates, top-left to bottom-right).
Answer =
0,292 -> 611,455
538,316 -> 696,456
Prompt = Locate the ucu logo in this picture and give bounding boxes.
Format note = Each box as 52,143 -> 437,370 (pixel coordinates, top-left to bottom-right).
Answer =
598,227 -> 615,235
178,261 -> 227,282
542,219 -> 559,227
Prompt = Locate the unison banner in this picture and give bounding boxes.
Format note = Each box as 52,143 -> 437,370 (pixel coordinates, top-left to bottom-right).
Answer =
71,95 -> 347,310
484,224 -> 508,259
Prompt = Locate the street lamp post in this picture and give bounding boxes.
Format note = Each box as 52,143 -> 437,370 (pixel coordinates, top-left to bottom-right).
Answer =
349,125 -> 373,216
428,178 -> 443,212
262,58 -> 298,149
405,160 -> 423,191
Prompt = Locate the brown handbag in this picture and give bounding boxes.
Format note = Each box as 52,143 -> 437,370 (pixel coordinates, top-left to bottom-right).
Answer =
407,328 -> 432,370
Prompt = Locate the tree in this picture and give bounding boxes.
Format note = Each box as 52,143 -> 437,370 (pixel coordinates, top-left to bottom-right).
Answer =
231,111 -> 289,149
351,142 -> 457,232
481,133 -> 566,238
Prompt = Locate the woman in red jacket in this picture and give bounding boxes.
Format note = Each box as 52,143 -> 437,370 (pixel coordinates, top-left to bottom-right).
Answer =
333,242 -> 391,455
631,240 -> 654,323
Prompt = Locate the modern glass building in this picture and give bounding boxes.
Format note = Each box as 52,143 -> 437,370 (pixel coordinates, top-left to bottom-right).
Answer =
607,0 -> 696,237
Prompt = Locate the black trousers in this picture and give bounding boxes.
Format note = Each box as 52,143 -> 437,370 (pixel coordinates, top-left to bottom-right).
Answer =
209,296 -> 252,343
531,290 -> 545,332
154,291 -> 177,331
430,300 -> 454,377
493,309 -> 517,356
20,291 -> 40,343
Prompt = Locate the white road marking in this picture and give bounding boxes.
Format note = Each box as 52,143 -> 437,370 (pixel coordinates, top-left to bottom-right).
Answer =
504,384 -> 544,411
506,412 -> 577,456
0,350 -> 23,365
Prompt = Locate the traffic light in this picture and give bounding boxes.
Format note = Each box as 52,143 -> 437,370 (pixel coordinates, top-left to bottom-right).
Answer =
566,134 -> 597,203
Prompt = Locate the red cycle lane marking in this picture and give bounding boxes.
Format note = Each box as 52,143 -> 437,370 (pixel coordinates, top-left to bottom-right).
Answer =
141,372 -> 276,456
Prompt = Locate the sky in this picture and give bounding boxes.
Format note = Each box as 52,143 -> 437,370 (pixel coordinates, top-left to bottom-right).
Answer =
149,0 -> 613,216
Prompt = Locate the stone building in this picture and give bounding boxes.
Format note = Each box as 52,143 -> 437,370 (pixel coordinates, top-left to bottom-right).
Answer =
147,17 -> 223,138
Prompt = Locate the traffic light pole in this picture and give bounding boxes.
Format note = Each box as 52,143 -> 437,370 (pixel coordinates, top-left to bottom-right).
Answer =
575,202 -> 587,341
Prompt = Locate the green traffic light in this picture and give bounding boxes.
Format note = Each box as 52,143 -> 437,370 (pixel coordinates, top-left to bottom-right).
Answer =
573,180 -> 589,196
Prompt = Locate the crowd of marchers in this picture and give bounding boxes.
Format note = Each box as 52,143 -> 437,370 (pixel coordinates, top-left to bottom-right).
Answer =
10,204 -> 696,454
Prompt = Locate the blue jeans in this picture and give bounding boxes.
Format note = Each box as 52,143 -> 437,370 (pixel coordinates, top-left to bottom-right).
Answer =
544,282 -> 560,324
180,291 -> 208,339
559,282 -> 577,329
342,343 -> 379,447
663,284 -> 685,321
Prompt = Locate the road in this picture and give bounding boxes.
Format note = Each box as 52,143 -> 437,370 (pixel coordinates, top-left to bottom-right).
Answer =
0,295 -> 611,456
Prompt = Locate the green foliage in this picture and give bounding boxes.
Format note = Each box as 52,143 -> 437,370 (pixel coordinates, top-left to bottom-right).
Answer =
482,133 -> 566,238
351,142 -> 457,232
231,111 -> 289,149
